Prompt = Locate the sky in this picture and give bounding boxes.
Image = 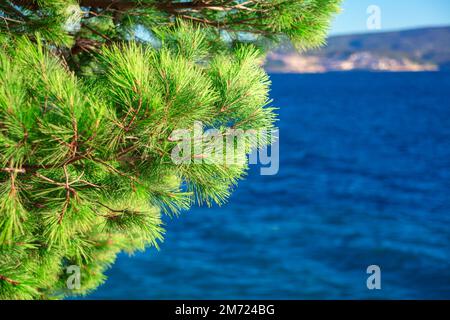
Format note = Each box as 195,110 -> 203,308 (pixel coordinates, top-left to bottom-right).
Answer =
329,0 -> 450,35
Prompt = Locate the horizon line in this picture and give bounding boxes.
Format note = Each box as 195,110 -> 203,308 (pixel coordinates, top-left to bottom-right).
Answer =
328,24 -> 450,38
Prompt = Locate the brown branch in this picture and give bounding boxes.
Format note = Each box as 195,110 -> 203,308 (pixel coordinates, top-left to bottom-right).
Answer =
1,167 -> 26,174
95,201 -> 127,213
81,22 -> 112,42
90,157 -> 138,182
59,165 -> 72,224
35,172 -> 61,185
11,0 -> 252,13
117,144 -> 139,158
124,95 -> 143,132
0,274 -> 20,286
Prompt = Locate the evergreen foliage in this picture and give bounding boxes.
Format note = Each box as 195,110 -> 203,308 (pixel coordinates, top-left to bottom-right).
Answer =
0,0 -> 341,299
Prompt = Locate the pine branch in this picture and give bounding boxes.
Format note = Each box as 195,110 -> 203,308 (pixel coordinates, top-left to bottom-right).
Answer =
0,0 -> 341,300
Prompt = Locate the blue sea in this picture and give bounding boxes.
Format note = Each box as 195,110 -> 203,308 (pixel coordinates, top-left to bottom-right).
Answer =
86,72 -> 450,300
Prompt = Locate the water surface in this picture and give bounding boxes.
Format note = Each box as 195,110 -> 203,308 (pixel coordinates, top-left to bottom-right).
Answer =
86,72 -> 450,299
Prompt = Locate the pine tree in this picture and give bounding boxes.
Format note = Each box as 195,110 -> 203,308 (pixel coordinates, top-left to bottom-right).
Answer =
0,0 -> 341,299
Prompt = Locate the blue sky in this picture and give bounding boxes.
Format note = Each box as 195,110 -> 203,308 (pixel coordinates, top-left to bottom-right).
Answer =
330,0 -> 450,35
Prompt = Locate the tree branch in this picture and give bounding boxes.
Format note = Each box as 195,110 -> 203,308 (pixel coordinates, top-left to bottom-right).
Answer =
11,0 -> 245,12
0,274 -> 20,286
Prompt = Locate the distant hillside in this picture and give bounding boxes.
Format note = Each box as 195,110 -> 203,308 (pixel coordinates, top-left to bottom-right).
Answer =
265,26 -> 450,73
